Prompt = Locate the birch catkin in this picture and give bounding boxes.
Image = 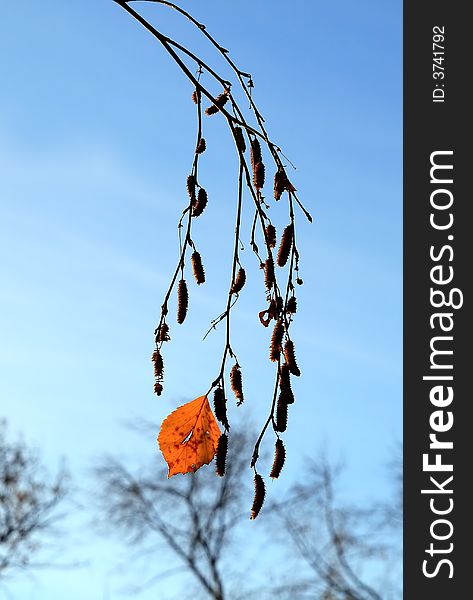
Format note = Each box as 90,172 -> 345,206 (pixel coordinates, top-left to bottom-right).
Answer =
215,433 -> 228,477
152,349 -> 164,396
196,137 -> 206,154
152,350 -> 164,379
265,224 -> 277,248
250,474 -> 265,519
253,161 -> 265,189
279,363 -> 295,404
234,127 -> 246,153
269,439 -> 286,479
187,175 -> 196,201
274,169 -> 286,200
156,323 -> 170,343
277,224 -> 294,267
286,296 -> 297,314
284,340 -> 301,376
205,93 -> 228,115
264,256 -> 275,290
275,394 -> 288,432
177,279 -> 188,324
250,138 -> 265,189
191,251 -> 205,285
230,364 -> 244,405
250,138 -> 262,170
213,386 -> 230,431
269,319 -> 284,362
231,267 -> 246,295
192,188 -> 208,217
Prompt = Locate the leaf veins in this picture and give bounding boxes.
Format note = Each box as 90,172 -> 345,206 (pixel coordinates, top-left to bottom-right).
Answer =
158,395 -> 221,477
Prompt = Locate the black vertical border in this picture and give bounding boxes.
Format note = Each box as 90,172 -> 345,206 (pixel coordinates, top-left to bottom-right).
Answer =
404,2 -> 470,598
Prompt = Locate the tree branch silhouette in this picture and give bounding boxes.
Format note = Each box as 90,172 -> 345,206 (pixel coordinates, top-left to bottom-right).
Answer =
267,458 -> 401,599
0,421 -> 68,580
113,0 -> 312,514
95,427 -> 255,599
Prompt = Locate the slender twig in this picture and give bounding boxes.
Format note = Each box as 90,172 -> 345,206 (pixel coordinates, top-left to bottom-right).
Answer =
206,149 -> 244,397
153,80 -> 202,344
127,0 -> 313,222
322,467 -> 383,600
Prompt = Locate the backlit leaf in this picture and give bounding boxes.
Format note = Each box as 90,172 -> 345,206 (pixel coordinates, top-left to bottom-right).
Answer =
158,395 -> 221,477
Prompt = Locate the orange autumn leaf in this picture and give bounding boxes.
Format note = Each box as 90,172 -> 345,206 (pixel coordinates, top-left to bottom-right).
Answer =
158,395 -> 221,477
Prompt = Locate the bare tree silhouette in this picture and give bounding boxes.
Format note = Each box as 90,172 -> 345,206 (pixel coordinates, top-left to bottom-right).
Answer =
268,458 -> 402,600
0,420 -> 68,580
95,425 -> 401,599
95,426 -> 254,599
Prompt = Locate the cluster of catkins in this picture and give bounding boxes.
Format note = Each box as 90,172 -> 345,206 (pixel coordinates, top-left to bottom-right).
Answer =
250,138 -> 302,519
218,135 -> 301,518
153,86 -> 302,520
152,88 -> 220,398
251,281 -> 300,517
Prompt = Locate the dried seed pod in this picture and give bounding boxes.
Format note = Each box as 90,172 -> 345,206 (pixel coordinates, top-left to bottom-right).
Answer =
286,296 -> 297,314
151,349 -> 164,379
205,104 -> 219,116
196,138 -> 206,154
253,161 -> 265,189
152,347 -> 164,395
250,138 -> 262,170
191,89 -> 200,104
213,386 -> 230,430
215,433 -> 228,477
274,168 -> 296,199
234,127 -> 246,153
230,364 -> 244,405
264,256 -> 275,290
187,175 -> 196,201
296,277 -> 303,285
284,340 -> 301,376
177,279 -> 188,324
275,394 -> 288,432
269,439 -> 286,479
269,319 -> 284,362
274,169 -> 286,200
191,251 -> 205,285
250,474 -> 265,519
279,363 -> 295,404
231,267 -> 246,295
216,92 -> 229,106
192,187 -> 208,217
205,92 -> 228,115
277,224 -> 294,267
156,323 -> 170,343
265,224 -> 277,248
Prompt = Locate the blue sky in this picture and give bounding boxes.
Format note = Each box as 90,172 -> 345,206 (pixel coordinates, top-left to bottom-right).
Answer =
0,1 -> 401,598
